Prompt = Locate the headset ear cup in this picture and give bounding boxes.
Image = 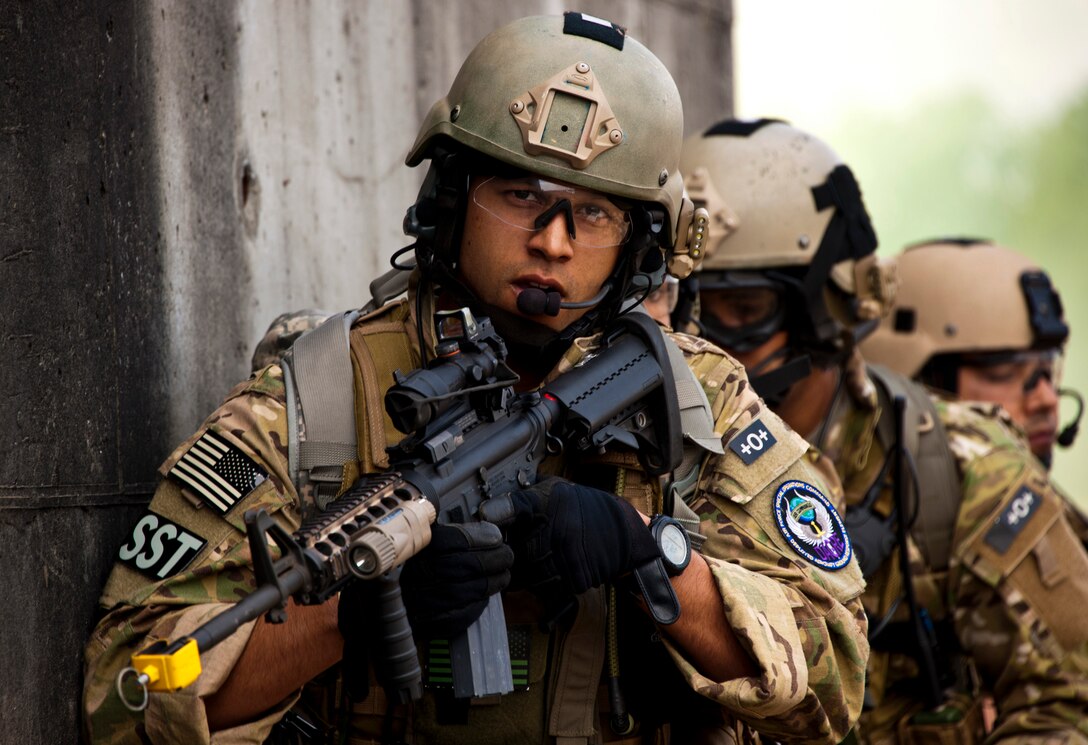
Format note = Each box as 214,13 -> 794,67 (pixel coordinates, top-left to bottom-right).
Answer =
432,193 -> 464,272
414,197 -> 438,228
407,149 -> 470,282
639,244 -> 664,274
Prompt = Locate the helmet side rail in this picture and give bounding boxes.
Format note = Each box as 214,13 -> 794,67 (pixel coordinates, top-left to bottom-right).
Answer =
119,310 -> 685,711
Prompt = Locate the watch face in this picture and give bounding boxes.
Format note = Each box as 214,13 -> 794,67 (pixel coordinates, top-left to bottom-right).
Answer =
659,523 -> 689,566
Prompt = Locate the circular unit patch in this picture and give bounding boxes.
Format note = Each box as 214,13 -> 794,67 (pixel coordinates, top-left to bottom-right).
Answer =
772,480 -> 852,570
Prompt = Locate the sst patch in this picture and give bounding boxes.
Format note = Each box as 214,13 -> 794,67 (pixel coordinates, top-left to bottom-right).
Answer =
773,480 -> 852,570
168,430 -> 268,514
985,486 -> 1042,554
728,418 -> 777,465
118,510 -> 207,581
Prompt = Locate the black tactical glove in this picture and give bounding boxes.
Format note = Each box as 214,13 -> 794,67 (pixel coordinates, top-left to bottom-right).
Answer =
399,520 -> 514,639
480,477 -> 660,598
338,579 -> 378,702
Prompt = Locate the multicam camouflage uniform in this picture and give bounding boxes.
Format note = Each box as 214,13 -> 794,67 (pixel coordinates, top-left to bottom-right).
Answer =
83,296 -> 869,744
819,351 -> 1088,744
249,308 -> 331,373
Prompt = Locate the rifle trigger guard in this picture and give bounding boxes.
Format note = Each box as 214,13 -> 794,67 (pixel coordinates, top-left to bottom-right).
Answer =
545,433 -> 564,456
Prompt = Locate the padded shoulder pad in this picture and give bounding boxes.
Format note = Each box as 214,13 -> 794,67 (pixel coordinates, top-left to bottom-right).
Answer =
353,296 -> 411,326
232,361 -> 286,401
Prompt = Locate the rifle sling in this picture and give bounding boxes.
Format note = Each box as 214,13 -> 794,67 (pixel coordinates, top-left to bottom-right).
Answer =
867,364 -> 961,571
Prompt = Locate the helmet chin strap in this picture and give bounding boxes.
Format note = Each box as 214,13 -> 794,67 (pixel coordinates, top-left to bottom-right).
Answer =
693,315 -> 814,407
746,347 -> 813,408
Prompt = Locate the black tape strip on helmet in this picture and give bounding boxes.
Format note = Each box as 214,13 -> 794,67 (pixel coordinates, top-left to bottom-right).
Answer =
801,164 -> 879,345
562,11 -> 626,50
702,118 -> 785,137
904,236 -> 991,250
810,164 -> 878,262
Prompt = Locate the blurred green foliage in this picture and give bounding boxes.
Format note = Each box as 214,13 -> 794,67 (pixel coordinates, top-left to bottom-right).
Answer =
828,88 -> 1088,505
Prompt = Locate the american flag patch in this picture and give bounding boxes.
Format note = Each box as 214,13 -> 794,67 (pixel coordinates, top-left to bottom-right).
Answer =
168,430 -> 268,514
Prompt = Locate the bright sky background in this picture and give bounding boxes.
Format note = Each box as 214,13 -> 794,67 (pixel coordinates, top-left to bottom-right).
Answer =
733,0 -> 1088,132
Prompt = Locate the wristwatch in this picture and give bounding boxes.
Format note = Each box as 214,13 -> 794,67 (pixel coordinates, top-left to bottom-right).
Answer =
649,515 -> 691,576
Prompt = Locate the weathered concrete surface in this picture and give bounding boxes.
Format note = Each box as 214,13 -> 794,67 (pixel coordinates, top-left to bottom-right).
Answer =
0,1 -> 731,741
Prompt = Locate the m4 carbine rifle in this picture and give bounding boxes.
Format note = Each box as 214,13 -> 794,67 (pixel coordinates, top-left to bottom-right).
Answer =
119,308 -> 684,711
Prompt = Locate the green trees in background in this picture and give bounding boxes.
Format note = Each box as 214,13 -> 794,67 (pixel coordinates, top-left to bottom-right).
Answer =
830,88 -> 1088,502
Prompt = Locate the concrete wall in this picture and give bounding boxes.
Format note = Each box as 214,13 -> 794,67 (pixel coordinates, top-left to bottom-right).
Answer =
0,1 -> 731,741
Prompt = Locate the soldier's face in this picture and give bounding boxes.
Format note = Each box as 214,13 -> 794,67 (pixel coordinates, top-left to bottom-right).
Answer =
957,352 -> 1061,461
641,279 -> 678,327
458,176 -> 624,332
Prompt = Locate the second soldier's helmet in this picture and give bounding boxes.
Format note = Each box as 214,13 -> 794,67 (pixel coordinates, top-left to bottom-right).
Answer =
676,119 -> 895,374
860,238 -> 1068,386
402,13 -> 705,343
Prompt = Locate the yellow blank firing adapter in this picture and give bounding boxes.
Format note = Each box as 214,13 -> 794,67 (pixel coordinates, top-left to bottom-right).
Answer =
118,637 -> 202,712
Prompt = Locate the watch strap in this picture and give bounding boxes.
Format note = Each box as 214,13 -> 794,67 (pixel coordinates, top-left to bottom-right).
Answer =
631,558 -> 681,625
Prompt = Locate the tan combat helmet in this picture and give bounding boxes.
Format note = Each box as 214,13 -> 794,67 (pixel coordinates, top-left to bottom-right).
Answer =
403,13 -> 706,334
676,120 -> 894,386
861,238 -> 1069,379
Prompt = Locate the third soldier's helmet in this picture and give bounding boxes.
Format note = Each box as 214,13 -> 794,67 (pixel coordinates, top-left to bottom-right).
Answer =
402,13 -> 707,349
860,238 -> 1068,386
676,119 -> 894,395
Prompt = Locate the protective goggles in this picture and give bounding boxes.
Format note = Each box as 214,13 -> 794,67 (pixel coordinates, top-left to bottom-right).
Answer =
697,272 -> 788,352
960,348 -> 1063,394
472,176 -> 632,249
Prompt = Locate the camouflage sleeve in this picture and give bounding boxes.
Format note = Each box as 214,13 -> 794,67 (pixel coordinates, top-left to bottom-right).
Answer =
82,366 -> 303,744
950,432 -> 1088,742
666,334 -> 869,743
940,404 -> 1088,739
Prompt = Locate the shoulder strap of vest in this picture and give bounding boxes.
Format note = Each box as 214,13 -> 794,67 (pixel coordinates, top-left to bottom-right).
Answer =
283,302 -> 419,508
867,363 -> 961,570
282,310 -> 361,505
659,323 -> 722,552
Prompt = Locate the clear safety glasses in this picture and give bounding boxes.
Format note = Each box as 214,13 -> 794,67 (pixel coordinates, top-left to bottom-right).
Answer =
961,348 -> 1064,394
472,176 -> 632,249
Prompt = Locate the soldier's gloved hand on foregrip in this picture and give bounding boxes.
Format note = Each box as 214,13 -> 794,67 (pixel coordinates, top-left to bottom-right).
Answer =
480,477 -> 660,597
399,521 -> 514,639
